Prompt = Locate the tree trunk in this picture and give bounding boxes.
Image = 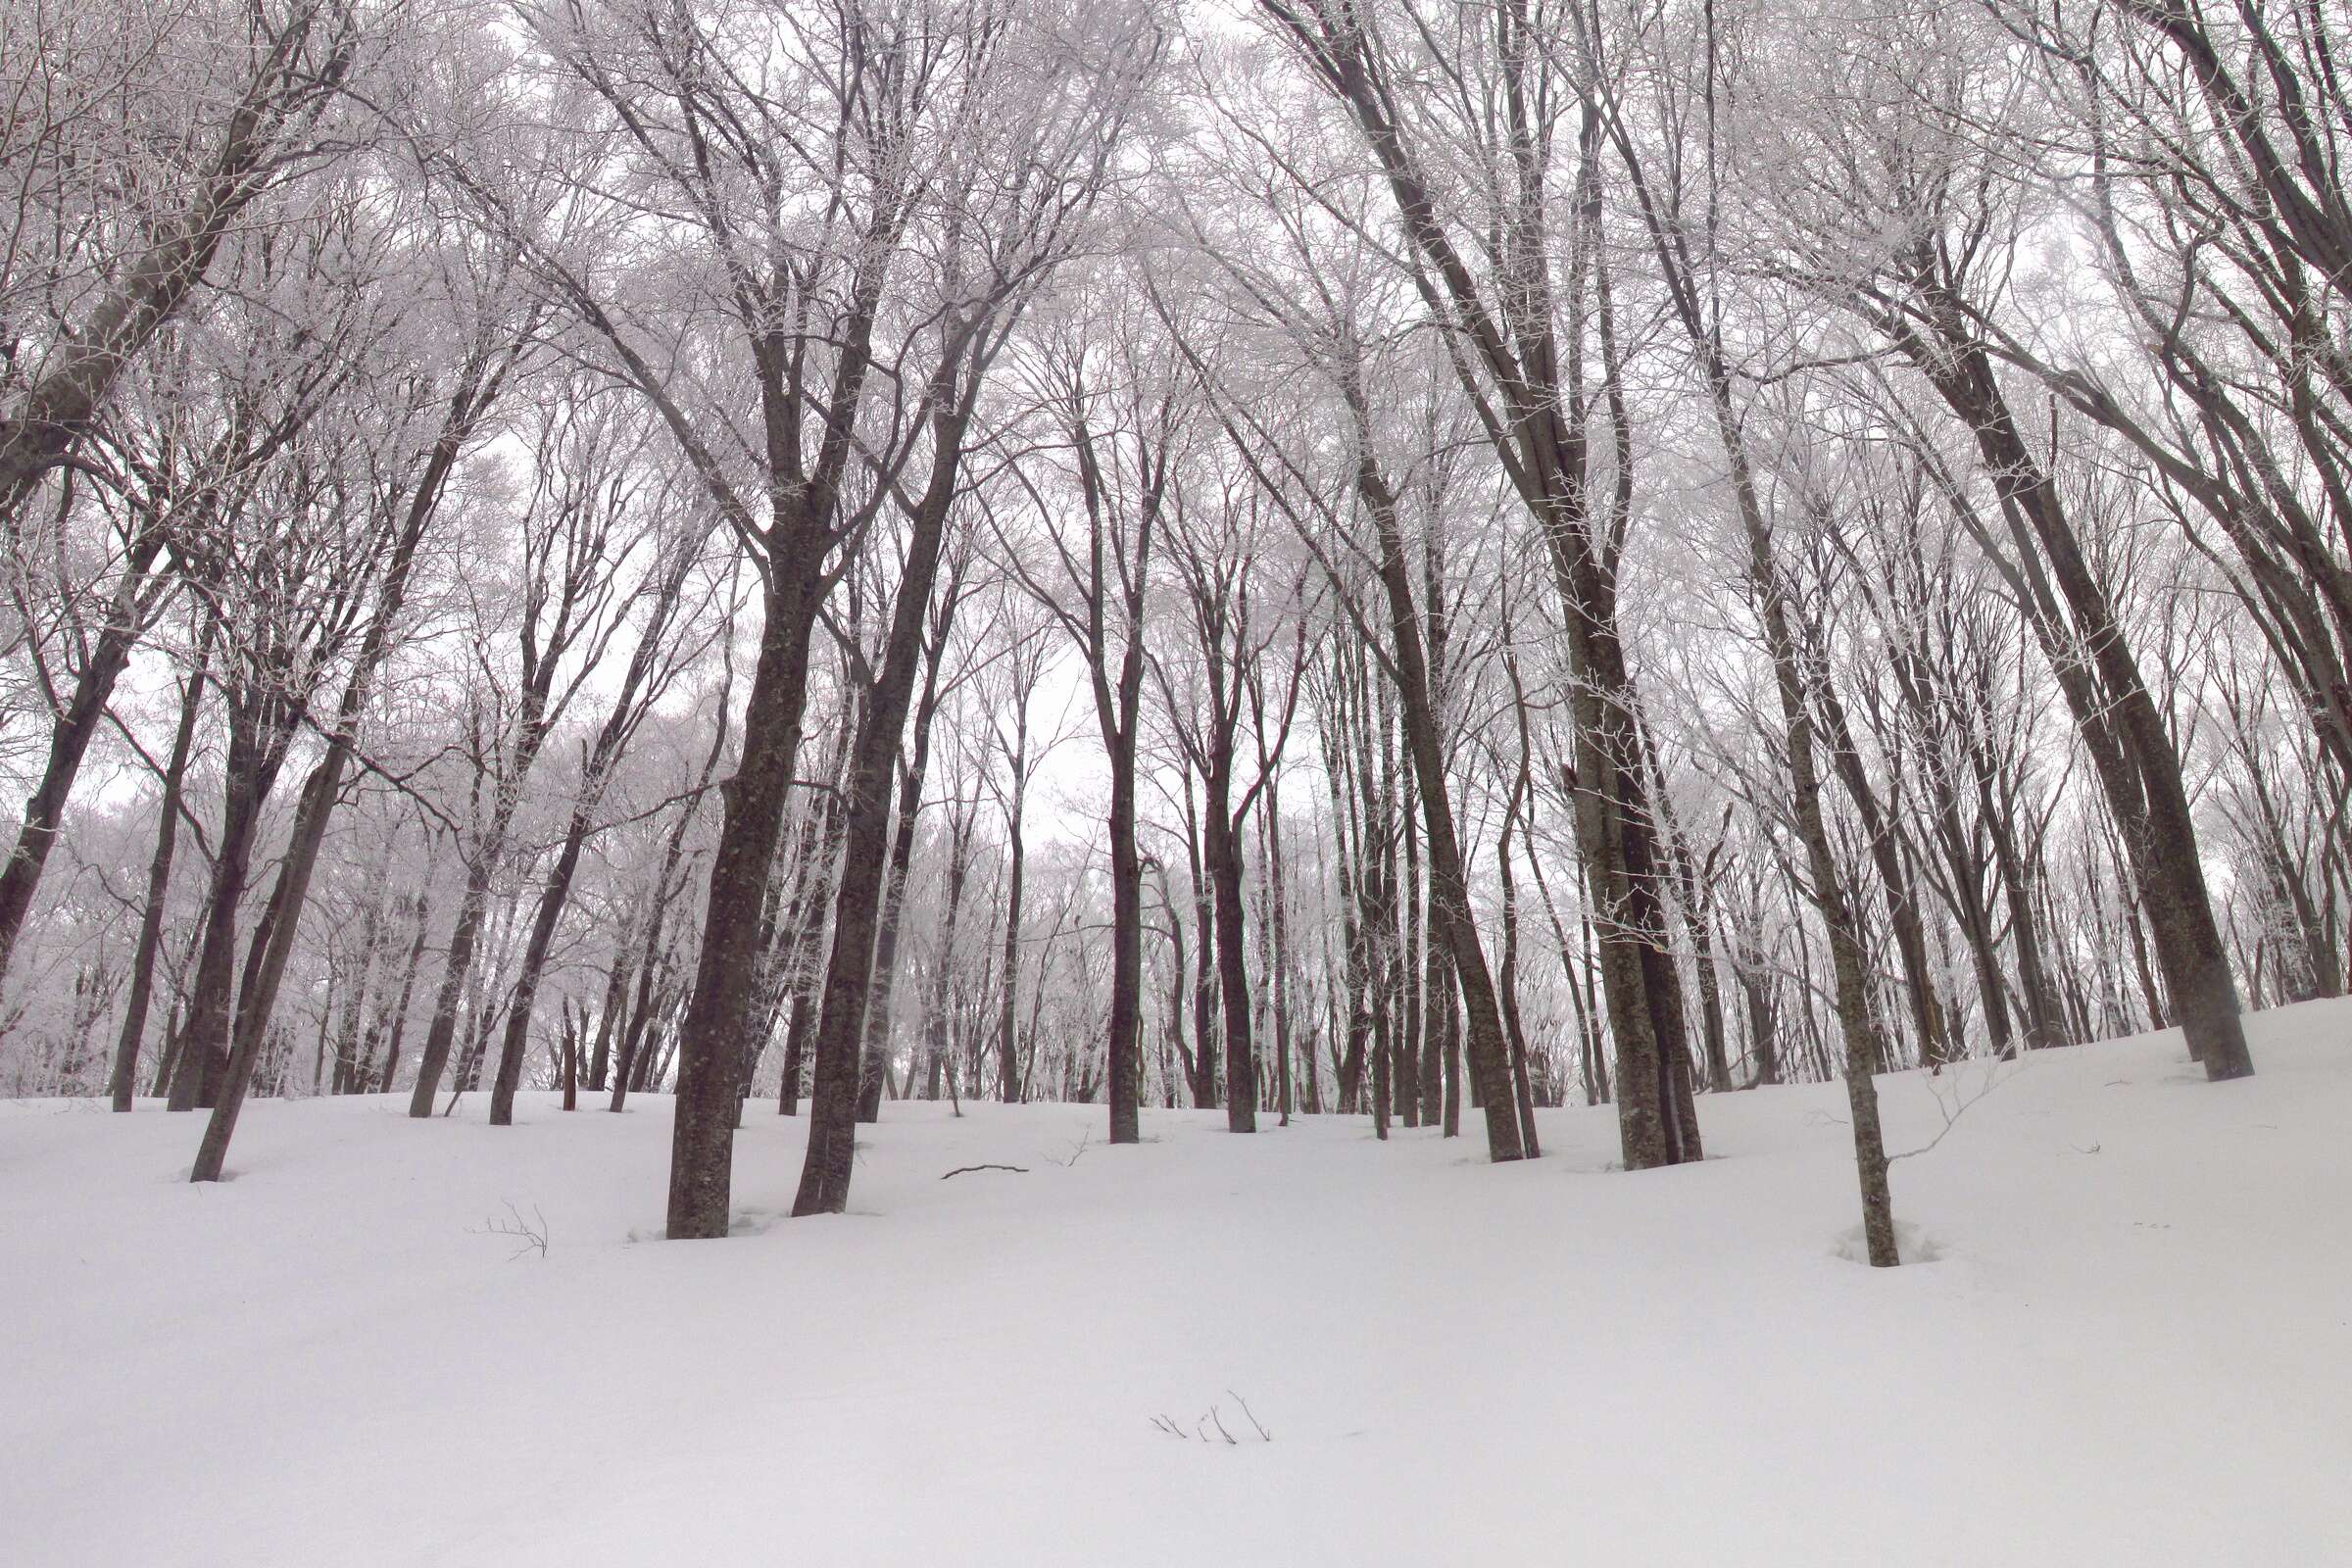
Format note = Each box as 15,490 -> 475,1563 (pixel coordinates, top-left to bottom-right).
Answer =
167,709 -> 288,1113
996,787 -> 1028,1105
374,894 -> 431,1093
857,625 -> 954,1124
1890,274 -> 2252,1079
0,527 -> 173,990
108,629 -> 210,1110
1203,769 -> 1256,1135
1348,415 -> 1525,1160
791,393 -> 972,1218
489,812 -> 595,1126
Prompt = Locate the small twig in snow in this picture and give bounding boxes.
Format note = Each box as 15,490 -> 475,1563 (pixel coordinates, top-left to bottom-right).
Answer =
1155,1398 -> 1271,1445
939,1163 -> 1029,1181
1889,1056 -> 2022,1164
468,1200 -> 549,1260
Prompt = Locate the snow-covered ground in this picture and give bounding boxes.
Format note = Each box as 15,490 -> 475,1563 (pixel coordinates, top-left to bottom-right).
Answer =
5,1001 -> 2347,1566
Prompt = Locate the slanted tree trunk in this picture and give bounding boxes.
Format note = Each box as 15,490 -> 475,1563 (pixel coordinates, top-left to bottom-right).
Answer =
1341,383 -> 1525,1161
1876,264 -> 2252,1080
0,527 -> 173,988
792,386 -> 977,1219
1257,11 -> 1691,1167
196,343 -> 511,1177
488,526 -> 710,1128
168,690 -> 297,1114
855,585 -> 958,1125
108,627 -> 210,1110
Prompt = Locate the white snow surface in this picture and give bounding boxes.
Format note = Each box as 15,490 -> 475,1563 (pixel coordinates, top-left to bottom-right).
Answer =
5,1001 -> 2348,1566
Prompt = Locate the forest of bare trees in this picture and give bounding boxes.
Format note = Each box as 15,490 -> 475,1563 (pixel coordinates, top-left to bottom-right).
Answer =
6,0 -> 2346,1267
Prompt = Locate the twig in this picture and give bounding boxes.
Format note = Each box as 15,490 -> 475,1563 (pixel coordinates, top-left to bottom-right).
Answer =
1153,1398 -> 1272,1445
468,1200 -> 549,1260
1889,1056 -> 2022,1164
939,1163 -> 1029,1180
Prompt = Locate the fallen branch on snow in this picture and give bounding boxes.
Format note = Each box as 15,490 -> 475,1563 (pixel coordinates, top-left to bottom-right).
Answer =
939,1163 -> 1029,1180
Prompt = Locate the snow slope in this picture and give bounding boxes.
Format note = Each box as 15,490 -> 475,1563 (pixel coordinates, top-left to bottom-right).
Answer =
4,1001 -> 2347,1566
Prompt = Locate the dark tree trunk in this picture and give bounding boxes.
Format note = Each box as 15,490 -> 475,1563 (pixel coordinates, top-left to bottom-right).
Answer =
661,564 -> 818,1234
1347,411 -> 1525,1160
192,339 -> 510,1174
791,391 -> 972,1219
1264,804 -> 1296,1128
167,705 -> 291,1113
490,813 -> 595,1126
561,1002 -> 579,1111
1887,270 -> 2252,1080
1202,773 -> 1256,1135
109,629 -> 210,1110
996,793 -> 1028,1105
0,530 -> 172,990
1397,759 -> 1423,1132
1494,825 -> 1542,1156
854,590 -> 959,1125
